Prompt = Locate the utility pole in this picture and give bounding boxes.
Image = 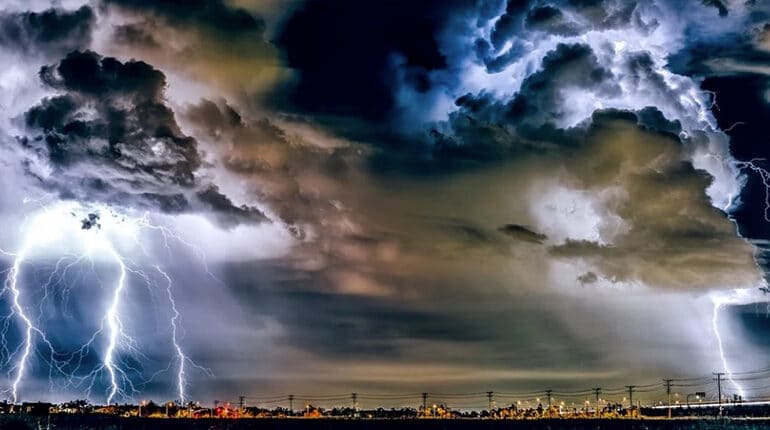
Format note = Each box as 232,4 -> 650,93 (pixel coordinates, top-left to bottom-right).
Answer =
351,393 -> 358,416
714,373 -> 724,414
663,379 -> 673,419
625,386 -> 636,410
422,392 -> 428,414
238,396 -> 245,412
288,395 -> 294,416
592,388 -> 601,415
545,389 -> 553,408
486,391 -> 494,413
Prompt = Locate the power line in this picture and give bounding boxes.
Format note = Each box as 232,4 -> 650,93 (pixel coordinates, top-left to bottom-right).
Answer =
233,364 -> 770,411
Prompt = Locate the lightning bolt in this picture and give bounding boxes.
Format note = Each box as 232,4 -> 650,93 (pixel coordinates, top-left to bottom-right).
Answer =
0,201 -> 213,404
709,287 -> 770,401
1,237 -> 73,403
711,292 -> 746,400
156,266 -> 187,404
735,158 -> 770,222
698,152 -> 770,402
4,247 -> 37,404
102,245 -> 128,404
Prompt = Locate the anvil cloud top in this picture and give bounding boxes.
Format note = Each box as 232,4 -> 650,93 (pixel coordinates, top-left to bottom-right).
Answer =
0,0 -> 768,405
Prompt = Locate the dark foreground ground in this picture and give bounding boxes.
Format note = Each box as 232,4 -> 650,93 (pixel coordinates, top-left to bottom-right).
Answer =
4,417 -> 770,430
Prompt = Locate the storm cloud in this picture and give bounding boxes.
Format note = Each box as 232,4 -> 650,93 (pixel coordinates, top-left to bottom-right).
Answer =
546,112 -> 759,289
0,5 -> 94,56
165,0 -> 768,397
0,0 -> 768,405
498,224 -> 547,244
20,50 -> 267,226
102,0 -> 281,96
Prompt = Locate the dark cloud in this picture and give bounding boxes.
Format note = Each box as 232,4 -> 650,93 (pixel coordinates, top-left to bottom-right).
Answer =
667,3 -> 770,78
472,0 -> 531,74
248,287 -> 487,358
624,52 -> 690,116
668,39 -> 740,77
185,99 -> 243,134
701,0 -> 729,17
103,0 -> 266,37
577,271 -> 598,285
104,0 -> 279,95
475,0 -> 644,73
39,49 -> 166,99
564,0 -> 640,30
546,112 -> 759,289
476,0 -> 507,26
447,223 -> 495,245
20,50 -> 267,226
182,97 -> 380,242
476,41 -> 527,74
525,5 -> 581,36
506,43 -> 618,126
196,185 -> 268,227
457,43 -> 618,129
0,6 -> 94,56
112,23 -> 160,49
427,43 -> 617,161
425,109 -> 578,167
488,0 -> 529,51
635,106 -> 683,136
498,224 -> 547,244
223,260 -> 605,370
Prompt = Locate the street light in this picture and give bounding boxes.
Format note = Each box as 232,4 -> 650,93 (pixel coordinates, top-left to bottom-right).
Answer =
686,392 -> 706,407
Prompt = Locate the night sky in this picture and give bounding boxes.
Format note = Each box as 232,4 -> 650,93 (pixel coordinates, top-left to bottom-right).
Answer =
0,0 -> 769,407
